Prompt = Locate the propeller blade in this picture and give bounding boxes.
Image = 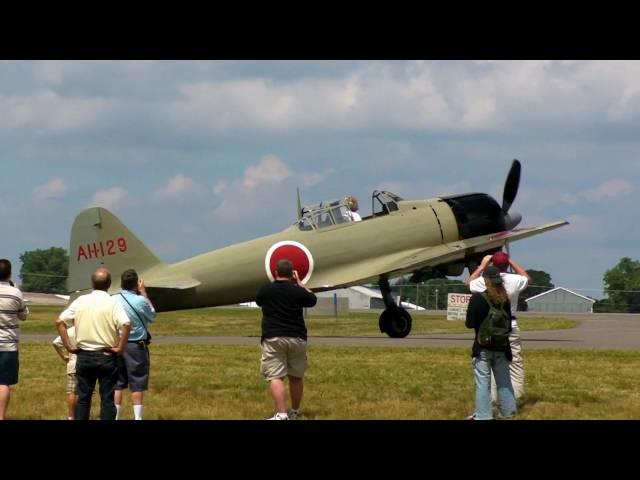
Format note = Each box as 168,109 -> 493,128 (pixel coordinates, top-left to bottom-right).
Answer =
502,159 -> 521,213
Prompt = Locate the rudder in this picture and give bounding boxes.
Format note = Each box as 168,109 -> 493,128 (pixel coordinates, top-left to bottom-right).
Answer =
67,207 -> 164,293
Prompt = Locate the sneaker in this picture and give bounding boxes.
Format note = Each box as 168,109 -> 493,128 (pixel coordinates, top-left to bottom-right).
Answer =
465,414 -> 476,420
266,412 -> 289,420
288,409 -> 300,420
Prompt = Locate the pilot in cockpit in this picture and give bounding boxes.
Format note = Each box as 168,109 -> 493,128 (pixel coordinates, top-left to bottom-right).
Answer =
343,196 -> 362,222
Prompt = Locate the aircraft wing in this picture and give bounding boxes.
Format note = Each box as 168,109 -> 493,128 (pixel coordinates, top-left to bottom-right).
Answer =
308,220 -> 568,289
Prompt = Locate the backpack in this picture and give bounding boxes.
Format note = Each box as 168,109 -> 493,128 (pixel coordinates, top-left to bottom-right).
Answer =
477,293 -> 511,349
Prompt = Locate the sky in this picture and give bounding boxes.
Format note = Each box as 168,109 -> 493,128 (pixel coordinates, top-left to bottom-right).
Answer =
1,60 -> 638,299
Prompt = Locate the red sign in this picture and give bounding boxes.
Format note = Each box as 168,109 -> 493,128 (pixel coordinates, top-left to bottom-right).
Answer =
448,293 -> 471,305
77,237 -> 128,261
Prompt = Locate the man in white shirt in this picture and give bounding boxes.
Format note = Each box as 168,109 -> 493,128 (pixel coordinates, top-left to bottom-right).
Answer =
343,196 -> 362,222
467,252 -> 529,404
0,259 -> 29,420
56,267 -> 131,420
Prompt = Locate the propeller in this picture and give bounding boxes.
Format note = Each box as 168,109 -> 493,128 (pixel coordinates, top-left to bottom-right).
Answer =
502,159 -> 522,230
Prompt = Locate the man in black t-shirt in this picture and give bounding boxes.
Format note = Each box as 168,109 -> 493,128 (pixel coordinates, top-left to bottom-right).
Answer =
256,259 -> 317,420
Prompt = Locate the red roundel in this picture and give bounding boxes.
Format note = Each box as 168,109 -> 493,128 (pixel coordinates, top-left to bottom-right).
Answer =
265,241 -> 314,283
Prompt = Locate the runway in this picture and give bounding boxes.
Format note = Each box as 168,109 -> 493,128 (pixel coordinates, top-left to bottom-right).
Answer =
24,313 -> 640,350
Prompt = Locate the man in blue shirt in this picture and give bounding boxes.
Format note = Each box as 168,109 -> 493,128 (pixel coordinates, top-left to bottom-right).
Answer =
114,269 -> 156,420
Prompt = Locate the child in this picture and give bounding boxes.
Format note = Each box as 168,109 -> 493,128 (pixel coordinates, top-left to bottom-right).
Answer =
52,326 -> 78,420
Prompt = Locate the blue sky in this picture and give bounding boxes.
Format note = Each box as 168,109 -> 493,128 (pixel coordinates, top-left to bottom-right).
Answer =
1,60 -> 638,299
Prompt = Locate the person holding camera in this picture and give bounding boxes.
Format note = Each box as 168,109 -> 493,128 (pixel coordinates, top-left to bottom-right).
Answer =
114,269 -> 156,420
256,259 -> 317,420
465,266 -> 517,420
466,251 -> 529,405
0,259 -> 29,420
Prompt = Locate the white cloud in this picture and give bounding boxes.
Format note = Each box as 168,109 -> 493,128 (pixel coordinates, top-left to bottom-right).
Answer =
582,178 -> 633,202
32,177 -> 68,204
163,61 -> 640,135
8,61 -> 640,139
242,155 -> 292,188
212,155 -> 333,222
0,90 -> 113,133
153,174 -> 207,202
89,187 -> 129,211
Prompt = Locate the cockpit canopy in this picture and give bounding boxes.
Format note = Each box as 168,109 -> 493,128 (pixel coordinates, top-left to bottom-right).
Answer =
296,190 -> 404,230
298,198 -> 351,231
371,190 -> 402,217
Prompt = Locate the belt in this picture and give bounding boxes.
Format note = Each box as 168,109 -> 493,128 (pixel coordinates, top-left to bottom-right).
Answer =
78,348 -> 115,355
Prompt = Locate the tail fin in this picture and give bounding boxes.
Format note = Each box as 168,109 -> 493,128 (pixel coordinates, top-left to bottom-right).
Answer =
67,207 -> 164,293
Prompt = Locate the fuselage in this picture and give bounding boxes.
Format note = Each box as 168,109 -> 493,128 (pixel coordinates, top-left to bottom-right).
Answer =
145,196 -> 468,311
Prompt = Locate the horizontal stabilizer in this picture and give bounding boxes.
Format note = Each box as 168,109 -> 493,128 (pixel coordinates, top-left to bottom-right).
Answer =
145,276 -> 201,290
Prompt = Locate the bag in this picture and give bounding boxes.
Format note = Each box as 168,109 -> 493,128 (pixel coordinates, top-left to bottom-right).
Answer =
477,293 -> 510,349
119,292 -> 152,345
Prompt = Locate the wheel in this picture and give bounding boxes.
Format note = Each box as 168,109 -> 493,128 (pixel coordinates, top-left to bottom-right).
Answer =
378,308 -> 412,338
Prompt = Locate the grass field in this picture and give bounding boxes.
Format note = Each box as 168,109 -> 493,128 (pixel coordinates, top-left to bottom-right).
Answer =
9,342 -> 640,420
21,305 -> 577,336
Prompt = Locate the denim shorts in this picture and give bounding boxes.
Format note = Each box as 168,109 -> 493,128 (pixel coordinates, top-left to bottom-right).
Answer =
116,342 -> 150,391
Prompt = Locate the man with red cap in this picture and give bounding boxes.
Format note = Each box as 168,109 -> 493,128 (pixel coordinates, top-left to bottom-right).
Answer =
466,251 -> 530,405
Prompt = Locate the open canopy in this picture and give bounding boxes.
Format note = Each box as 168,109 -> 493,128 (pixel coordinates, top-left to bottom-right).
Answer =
297,190 -> 404,230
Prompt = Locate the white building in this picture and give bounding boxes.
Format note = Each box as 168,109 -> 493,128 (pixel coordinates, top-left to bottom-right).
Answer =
525,287 -> 596,313
315,286 -> 424,310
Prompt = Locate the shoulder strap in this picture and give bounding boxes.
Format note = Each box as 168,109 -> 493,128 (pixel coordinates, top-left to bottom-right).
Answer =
119,292 -> 150,338
480,292 -> 492,308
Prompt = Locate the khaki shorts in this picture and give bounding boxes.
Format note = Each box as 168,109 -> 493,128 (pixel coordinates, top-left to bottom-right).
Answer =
66,373 -> 78,394
260,337 -> 307,382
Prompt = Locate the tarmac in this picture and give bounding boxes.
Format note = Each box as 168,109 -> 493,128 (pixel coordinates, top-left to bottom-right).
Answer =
23,312 -> 640,350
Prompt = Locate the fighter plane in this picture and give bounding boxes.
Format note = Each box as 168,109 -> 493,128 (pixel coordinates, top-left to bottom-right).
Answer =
66,160 -> 568,338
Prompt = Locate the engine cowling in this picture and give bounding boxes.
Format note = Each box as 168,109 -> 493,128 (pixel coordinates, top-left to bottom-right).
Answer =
441,193 -> 505,239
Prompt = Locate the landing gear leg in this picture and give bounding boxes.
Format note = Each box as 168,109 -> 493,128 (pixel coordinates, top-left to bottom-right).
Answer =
378,275 -> 412,338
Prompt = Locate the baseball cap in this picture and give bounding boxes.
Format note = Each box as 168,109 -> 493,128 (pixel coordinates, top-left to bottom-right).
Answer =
491,252 -> 510,269
483,265 -> 504,285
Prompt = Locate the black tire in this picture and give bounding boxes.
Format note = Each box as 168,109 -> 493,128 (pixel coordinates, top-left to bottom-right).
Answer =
379,308 -> 412,338
379,312 -> 390,334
